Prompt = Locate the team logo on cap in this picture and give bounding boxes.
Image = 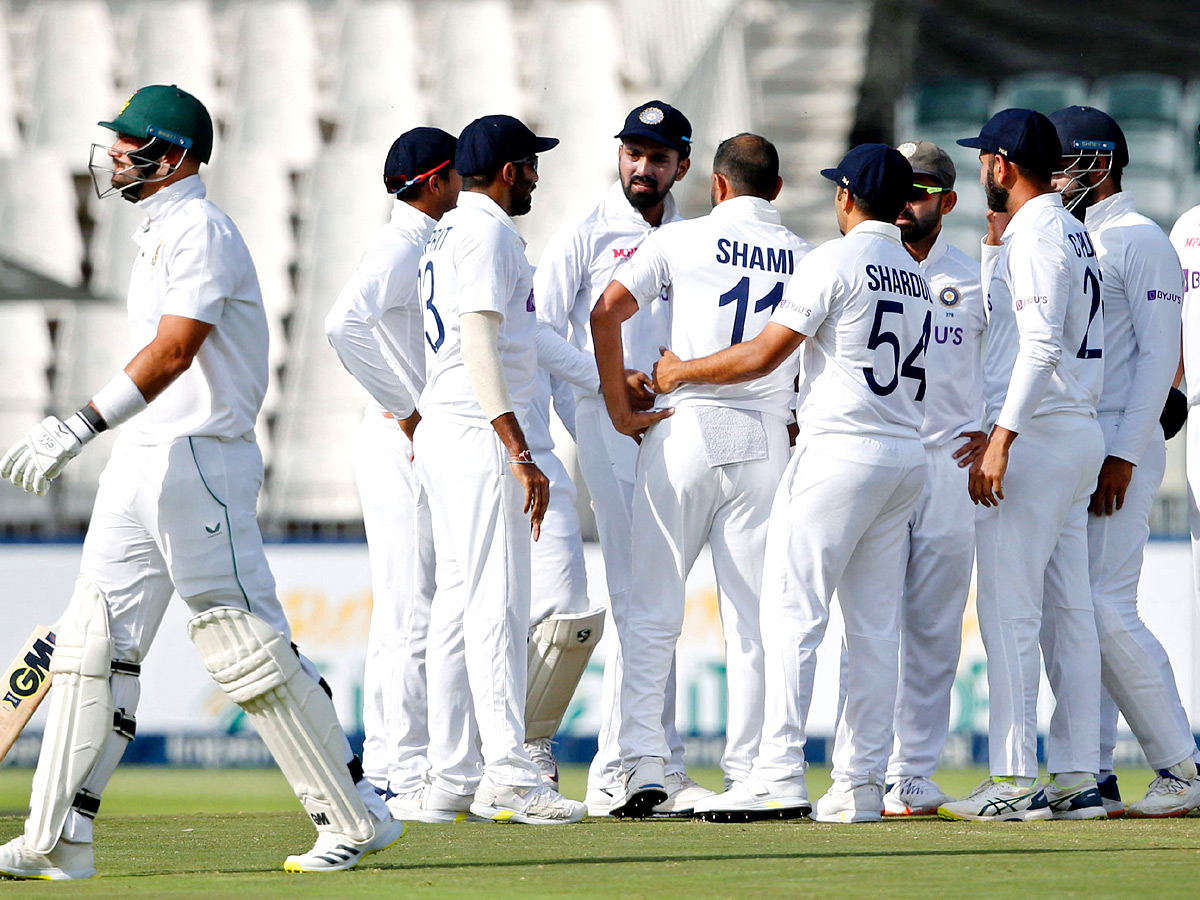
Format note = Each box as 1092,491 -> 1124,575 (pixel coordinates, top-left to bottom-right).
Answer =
639,106 -> 665,125
119,92 -> 135,114
938,286 -> 961,308
897,142 -> 917,157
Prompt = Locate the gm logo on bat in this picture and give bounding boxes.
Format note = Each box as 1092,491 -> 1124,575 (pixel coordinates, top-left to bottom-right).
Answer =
4,632 -> 55,709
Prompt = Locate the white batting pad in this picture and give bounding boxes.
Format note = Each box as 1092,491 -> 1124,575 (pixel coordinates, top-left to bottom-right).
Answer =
525,607 -> 605,741
26,577 -> 113,853
187,607 -> 371,841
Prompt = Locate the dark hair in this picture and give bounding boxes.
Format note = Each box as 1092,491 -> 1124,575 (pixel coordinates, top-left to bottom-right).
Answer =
463,165 -> 504,190
1012,159 -> 1052,185
850,191 -> 905,223
713,133 -> 779,198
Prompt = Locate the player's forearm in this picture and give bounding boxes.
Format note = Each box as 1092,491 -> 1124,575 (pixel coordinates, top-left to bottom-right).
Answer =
1110,347 -> 1179,464
460,310 -> 516,422
536,321 -> 600,393
995,349 -> 1056,433
489,411 -> 532,458
671,340 -> 779,387
326,309 -> 417,418
591,304 -> 633,423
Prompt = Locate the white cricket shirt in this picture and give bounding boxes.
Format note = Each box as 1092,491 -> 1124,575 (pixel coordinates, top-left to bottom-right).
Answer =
614,195 -> 813,418
534,180 -> 682,397
980,192 -> 1103,433
325,199 -> 436,419
1086,192 -> 1182,464
772,219 -> 932,440
417,190 -> 537,428
120,175 -> 268,444
1169,203 -> 1200,406
918,231 -> 985,446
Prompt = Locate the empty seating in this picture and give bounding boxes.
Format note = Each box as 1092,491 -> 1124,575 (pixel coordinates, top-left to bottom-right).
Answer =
427,0 -> 523,129
1093,72 -> 1184,128
995,72 -> 1087,115
914,78 -> 992,129
0,153 -> 85,287
125,0 -> 219,118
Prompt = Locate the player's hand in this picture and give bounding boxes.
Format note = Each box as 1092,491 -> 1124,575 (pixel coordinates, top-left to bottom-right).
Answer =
610,406 -> 673,444
652,347 -> 684,394
1089,455 -> 1134,517
398,410 -> 421,461
509,459 -> 549,541
0,416 -> 82,495
985,209 -> 1012,246
952,430 -> 988,468
969,433 -> 1010,507
625,369 -> 656,411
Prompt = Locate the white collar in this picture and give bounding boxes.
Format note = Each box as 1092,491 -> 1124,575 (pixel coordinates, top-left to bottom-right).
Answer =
1084,191 -> 1135,228
391,198 -> 437,230
846,219 -> 902,242
136,174 -> 206,223
710,195 -> 782,224
456,190 -> 525,246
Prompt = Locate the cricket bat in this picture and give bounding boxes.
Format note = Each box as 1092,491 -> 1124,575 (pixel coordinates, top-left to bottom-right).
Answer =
0,626 -> 56,764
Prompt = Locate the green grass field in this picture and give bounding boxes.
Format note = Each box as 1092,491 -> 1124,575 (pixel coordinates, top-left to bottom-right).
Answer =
1,765 -> 1198,898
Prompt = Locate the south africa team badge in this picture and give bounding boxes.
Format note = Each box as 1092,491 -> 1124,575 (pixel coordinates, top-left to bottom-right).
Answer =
938,286 -> 961,308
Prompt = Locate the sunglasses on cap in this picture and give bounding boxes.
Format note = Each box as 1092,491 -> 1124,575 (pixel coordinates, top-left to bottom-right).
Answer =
911,183 -> 948,196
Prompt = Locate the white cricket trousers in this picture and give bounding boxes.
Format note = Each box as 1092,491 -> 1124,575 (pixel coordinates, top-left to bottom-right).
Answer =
975,412 -> 1105,778
65,435 -> 318,842
574,396 -> 685,788
353,411 -> 437,793
530,446 -> 590,625
1091,417 -> 1196,771
414,414 -> 541,790
617,408 -> 789,783
752,432 -> 926,789
887,439 -> 976,779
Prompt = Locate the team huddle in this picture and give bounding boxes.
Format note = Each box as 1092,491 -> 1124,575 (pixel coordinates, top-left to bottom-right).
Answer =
0,82 -> 1197,879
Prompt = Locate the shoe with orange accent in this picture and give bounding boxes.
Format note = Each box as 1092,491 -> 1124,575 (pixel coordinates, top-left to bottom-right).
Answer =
883,776 -> 949,816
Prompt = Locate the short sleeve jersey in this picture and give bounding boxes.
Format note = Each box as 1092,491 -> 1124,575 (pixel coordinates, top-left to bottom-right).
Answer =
1086,192 -> 1182,464
1169,203 -> 1200,406
772,219 -> 933,440
919,233 -> 985,446
417,191 -> 537,428
120,175 -> 268,444
534,181 -> 682,392
982,192 -> 1103,432
614,195 -> 813,418
329,200 -> 436,416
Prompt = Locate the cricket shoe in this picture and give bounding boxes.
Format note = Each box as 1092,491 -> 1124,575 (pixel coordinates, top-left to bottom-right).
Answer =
937,777 -> 1050,822
470,775 -> 587,824
283,815 -> 405,873
0,835 -> 95,880
883,776 -> 950,816
1127,771 -> 1200,818
610,757 -> 668,818
652,772 -> 716,817
1097,773 -> 1125,818
416,782 -> 484,823
813,783 -> 883,823
1027,776 -> 1107,820
585,784 -> 620,817
692,776 -> 810,822
385,786 -> 426,821
525,737 -> 560,787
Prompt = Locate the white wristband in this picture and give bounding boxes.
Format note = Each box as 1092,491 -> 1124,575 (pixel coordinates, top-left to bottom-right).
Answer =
91,371 -> 147,429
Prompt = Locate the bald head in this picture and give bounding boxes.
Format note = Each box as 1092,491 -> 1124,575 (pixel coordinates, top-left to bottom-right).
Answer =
713,133 -> 781,200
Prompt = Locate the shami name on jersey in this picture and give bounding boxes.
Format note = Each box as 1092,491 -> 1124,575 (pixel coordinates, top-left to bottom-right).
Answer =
715,239 -> 795,274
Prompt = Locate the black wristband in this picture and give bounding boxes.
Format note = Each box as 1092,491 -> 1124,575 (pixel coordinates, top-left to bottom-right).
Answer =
78,403 -> 108,435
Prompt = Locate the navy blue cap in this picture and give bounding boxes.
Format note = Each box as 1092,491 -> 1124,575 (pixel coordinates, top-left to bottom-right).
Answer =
957,108 -> 1061,176
615,101 -> 693,156
384,127 -> 457,194
1048,106 -> 1129,169
454,115 -> 559,178
821,143 -> 914,211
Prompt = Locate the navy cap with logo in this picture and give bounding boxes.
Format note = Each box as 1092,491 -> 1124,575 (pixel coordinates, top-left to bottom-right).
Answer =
1047,106 -> 1129,169
820,143 -> 915,213
616,101 -> 693,156
384,127 -> 458,194
454,115 -> 559,178
957,108 -> 1062,177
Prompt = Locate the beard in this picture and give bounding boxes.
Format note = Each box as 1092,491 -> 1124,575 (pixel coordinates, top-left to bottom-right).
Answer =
897,207 -> 939,244
623,174 -> 671,211
511,174 -> 536,216
984,166 -> 1009,213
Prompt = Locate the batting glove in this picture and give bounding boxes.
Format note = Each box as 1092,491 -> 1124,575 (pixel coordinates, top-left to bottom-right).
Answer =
0,416 -> 84,495
1161,387 -> 1187,441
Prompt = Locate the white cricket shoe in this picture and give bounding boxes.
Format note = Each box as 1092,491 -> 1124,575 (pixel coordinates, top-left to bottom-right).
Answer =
470,775 -> 587,824
610,757 -> 668,818
692,776 -> 810,822
585,784 -> 620,817
525,737 -> 560,787
0,835 -> 95,880
1036,776 -> 1107,820
416,782 -> 483,824
1097,773 -> 1125,818
283,815 -> 405,873
652,772 -> 716,817
883,776 -> 950,816
937,777 -> 1050,822
1128,771 -> 1200,818
385,787 -> 426,821
813,783 -> 883,823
